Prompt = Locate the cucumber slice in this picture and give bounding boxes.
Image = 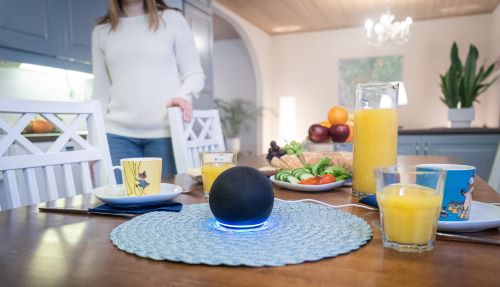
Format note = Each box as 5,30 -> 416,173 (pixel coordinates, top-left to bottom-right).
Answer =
299,173 -> 314,180
287,176 -> 300,184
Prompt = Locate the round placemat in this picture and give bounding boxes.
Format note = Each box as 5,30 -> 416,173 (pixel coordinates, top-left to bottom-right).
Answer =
110,201 -> 372,267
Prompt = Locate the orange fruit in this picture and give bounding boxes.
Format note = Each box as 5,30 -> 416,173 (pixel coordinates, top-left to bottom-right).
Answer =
319,120 -> 331,128
29,119 -> 54,133
328,106 -> 348,125
346,124 -> 354,142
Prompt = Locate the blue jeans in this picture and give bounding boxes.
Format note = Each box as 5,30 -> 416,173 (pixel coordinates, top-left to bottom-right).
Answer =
107,133 -> 177,183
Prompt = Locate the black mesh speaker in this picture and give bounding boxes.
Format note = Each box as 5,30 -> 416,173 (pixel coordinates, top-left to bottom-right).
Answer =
209,166 -> 274,228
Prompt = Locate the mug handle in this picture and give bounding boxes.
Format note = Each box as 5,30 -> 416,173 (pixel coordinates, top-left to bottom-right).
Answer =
107,166 -> 122,190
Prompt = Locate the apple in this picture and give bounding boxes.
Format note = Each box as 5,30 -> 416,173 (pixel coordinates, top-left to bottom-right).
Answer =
308,124 -> 330,143
329,124 -> 350,143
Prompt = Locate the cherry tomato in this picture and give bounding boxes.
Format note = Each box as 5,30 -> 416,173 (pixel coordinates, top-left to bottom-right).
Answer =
318,174 -> 336,184
299,177 -> 320,185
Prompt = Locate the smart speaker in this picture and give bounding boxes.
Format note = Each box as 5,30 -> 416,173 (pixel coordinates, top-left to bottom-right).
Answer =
209,166 -> 274,228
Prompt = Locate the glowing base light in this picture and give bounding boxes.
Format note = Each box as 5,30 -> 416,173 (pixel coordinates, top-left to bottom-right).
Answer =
214,220 -> 270,232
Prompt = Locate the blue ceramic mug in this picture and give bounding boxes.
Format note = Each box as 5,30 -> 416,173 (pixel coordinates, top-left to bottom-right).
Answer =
417,164 -> 475,221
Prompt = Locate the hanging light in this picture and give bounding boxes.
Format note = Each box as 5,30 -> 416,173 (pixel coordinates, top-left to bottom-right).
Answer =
364,11 -> 412,46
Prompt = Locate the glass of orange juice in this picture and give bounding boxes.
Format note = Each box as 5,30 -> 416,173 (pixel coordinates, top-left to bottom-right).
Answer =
200,151 -> 237,198
352,82 -> 399,197
375,166 -> 446,252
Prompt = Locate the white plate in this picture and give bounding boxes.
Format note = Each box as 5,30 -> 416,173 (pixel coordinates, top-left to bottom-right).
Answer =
438,201 -> 500,232
270,175 -> 346,192
93,183 -> 182,205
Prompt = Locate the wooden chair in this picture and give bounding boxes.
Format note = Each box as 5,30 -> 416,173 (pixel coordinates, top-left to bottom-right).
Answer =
488,142 -> 500,193
168,107 -> 226,174
0,99 -> 114,210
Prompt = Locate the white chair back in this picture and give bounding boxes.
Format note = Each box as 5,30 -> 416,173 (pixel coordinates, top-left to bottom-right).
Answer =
488,142 -> 500,193
168,107 -> 225,174
0,99 -> 114,210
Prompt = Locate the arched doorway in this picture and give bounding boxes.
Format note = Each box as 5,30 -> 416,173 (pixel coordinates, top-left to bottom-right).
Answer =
212,10 -> 261,155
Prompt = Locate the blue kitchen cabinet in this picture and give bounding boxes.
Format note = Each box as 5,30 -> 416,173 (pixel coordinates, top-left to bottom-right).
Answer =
55,0 -> 108,65
166,0 -> 184,11
0,0 -> 58,56
397,135 -> 422,156
398,133 -> 500,179
0,0 -> 106,71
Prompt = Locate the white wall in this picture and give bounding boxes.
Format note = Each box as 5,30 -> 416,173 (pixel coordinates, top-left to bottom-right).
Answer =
213,39 -> 257,155
271,14 -> 496,140
213,3 -> 275,153
487,5 -> 500,127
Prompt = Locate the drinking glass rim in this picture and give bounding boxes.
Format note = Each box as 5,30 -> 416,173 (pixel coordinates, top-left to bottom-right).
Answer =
416,163 -> 475,171
374,165 -> 446,176
356,82 -> 397,89
199,151 -> 237,154
120,157 -> 162,162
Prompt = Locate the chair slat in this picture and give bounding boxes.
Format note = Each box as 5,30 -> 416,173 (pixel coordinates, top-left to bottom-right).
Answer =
24,168 -> 40,205
5,170 -> 21,208
80,162 -> 93,194
44,166 -> 59,201
1,149 -> 101,170
63,164 -> 76,197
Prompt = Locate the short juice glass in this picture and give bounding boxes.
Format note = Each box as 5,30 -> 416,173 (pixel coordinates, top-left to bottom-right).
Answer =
200,151 -> 237,198
375,166 -> 446,252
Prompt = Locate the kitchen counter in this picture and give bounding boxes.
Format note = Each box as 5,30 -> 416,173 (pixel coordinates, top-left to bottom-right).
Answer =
398,127 -> 500,135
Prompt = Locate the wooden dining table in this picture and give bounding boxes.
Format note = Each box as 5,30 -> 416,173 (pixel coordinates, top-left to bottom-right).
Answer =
1,155 -> 499,287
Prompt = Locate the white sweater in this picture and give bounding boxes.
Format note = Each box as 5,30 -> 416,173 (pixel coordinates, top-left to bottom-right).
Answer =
91,10 -> 205,138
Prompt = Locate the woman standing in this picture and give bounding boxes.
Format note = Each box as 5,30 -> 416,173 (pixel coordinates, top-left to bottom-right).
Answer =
92,0 -> 205,181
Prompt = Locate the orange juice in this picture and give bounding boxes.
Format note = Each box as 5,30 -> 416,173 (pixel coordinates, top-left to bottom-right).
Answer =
378,184 -> 442,245
201,163 -> 234,195
353,108 -> 398,195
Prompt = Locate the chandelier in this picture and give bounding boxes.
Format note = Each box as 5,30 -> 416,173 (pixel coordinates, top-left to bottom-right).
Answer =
364,11 -> 413,46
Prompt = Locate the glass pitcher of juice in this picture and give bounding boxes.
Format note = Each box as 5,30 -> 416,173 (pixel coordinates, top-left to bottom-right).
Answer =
352,83 -> 399,197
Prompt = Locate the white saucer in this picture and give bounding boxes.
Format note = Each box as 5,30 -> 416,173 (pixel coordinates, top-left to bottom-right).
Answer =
270,175 -> 346,192
438,201 -> 500,232
93,183 -> 182,205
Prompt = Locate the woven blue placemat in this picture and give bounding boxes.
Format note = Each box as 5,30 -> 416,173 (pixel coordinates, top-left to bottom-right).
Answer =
110,200 -> 372,267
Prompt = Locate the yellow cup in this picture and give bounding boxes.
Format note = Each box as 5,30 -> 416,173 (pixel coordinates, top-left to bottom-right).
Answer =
110,157 -> 162,196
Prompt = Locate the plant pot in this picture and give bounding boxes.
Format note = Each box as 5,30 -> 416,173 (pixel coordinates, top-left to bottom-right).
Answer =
225,137 -> 241,152
448,107 -> 474,128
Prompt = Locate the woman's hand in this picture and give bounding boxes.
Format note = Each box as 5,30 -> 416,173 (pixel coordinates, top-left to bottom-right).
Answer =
167,97 -> 193,122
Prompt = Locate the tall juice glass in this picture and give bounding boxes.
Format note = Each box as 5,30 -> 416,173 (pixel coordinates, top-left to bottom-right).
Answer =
200,151 -> 237,198
353,83 -> 399,197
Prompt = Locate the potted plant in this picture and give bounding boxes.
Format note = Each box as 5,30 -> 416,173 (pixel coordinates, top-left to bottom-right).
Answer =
214,98 -> 259,152
440,42 -> 497,127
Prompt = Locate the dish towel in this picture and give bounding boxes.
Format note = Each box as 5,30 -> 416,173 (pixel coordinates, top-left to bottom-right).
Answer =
89,201 -> 182,214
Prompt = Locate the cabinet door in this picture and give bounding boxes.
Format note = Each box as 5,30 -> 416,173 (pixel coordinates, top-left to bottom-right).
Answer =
184,3 -> 213,109
398,135 -> 422,155
424,135 -> 500,179
55,0 -> 108,64
165,0 -> 183,11
0,0 -> 57,55
186,0 -> 212,14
